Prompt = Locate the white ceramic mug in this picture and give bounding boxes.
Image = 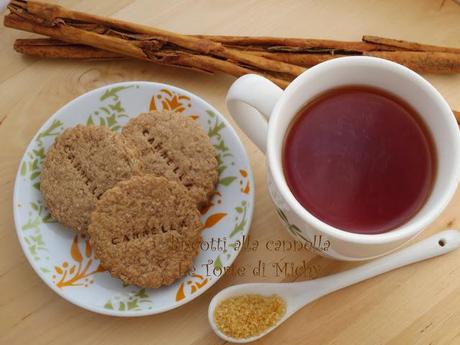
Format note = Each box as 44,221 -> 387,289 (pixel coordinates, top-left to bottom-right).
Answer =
226,56 -> 460,260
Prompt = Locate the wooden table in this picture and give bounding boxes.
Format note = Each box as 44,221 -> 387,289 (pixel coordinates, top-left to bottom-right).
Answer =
1,1 -> 460,344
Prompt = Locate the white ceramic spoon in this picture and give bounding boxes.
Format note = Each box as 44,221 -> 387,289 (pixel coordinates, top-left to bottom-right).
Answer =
208,229 -> 460,343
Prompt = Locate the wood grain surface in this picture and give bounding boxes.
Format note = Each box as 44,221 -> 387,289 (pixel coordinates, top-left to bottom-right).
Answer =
1,1 -> 460,344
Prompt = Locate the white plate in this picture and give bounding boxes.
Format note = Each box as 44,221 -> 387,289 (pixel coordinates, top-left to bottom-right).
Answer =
13,81 -> 254,316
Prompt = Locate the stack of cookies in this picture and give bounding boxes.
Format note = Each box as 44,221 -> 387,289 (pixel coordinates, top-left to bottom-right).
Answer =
41,111 -> 218,288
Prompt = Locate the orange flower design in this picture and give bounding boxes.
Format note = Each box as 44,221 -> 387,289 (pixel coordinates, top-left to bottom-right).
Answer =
149,88 -> 199,120
175,274 -> 209,301
239,169 -> 250,194
203,213 -> 227,229
52,235 -> 105,288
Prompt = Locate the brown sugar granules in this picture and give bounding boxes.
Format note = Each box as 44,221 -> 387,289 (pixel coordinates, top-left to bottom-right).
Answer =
214,294 -> 286,339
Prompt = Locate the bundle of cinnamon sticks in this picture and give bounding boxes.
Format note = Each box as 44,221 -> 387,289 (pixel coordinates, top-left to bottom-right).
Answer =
3,0 -> 460,120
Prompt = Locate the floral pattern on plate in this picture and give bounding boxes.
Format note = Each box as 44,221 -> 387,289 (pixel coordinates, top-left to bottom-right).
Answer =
14,82 -> 254,316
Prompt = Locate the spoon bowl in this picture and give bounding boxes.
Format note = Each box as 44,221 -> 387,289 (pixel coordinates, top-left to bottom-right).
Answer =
209,229 -> 460,343
208,283 -> 293,343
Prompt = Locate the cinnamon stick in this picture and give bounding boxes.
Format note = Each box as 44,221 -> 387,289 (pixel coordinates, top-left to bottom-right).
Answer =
14,36 -> 460,74
12,38 -> 341,67
5,1 -> 460,88
196,35 -> 386,52
9,0 -> 304,77
5,12 -> 291,87
364,51 -> 460,73
245,50 -> 460,73
11,38 -> 460,121
363,35 -> 460,54
14,38 -> 124,59
241,51 -> 340,67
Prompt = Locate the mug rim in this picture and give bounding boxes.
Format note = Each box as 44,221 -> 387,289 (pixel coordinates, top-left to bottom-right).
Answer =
267,56 -> 460,245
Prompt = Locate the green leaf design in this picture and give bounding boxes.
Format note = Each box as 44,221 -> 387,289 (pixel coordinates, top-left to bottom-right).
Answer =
214,255 -> 223,270
216,154 -> 223,167
36,120 -> 63,144
229,201 -> 248,238
21,203 -> 51,262
276,208 -> 288,223
103,288 -> 152,312
25,145 -> 46,185
118,302 -> 126,311
30,171 -> 41,181
30,202 -> 39,211
276,208 -> 306,241
40,267 -> 50,273
100,86 -> 133,101
31,159 -> 39,170
33,234 -> 45,246
286,225 -> 308,242
109,101 -> 123,113
22,216 -> 42,230
217,165 -> 227,175
104,301 -> 114,310
214,140 -> 229,153
206,110 -> 216,118
33,148 -> 45,159
30,245 -> 37,257
87,87 -> 132,134
33,182 -> 41,190
208,120 -> 226,138
42,213 -> 56,224
20,162 -> 27,176
26,238 -> 45,258
86,115 -> 95,125
127,299 -> 139,310
106,114 -> 117,127
230,219 -> 247,238
219,176 -> 237,186
135,288 -> 148,299
98,107 -> 109,115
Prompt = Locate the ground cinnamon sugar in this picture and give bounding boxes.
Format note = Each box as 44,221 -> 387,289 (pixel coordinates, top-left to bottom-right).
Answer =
214,294 -> 286,339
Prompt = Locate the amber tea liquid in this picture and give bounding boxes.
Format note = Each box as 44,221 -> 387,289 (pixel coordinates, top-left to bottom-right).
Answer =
283,86 -> 435,234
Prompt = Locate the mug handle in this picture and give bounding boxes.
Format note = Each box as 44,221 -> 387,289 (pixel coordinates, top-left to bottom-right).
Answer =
226,74 -> 284,153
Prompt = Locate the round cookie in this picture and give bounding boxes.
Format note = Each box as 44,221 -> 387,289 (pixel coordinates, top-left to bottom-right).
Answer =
122,111 -> 218,209
88,175 -> 202,288
41,125 -> 143,234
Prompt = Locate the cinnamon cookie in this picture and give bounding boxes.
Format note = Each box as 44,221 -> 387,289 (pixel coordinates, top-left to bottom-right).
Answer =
122,111 -> 218,209
41,125 -> 143,234
88,175 -> 202,288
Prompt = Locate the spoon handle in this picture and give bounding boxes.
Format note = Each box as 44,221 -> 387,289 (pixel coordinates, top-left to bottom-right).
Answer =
306,230 -> 460,300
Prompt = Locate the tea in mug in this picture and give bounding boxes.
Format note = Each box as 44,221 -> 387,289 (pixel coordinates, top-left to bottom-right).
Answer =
283,86 -> 435,234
